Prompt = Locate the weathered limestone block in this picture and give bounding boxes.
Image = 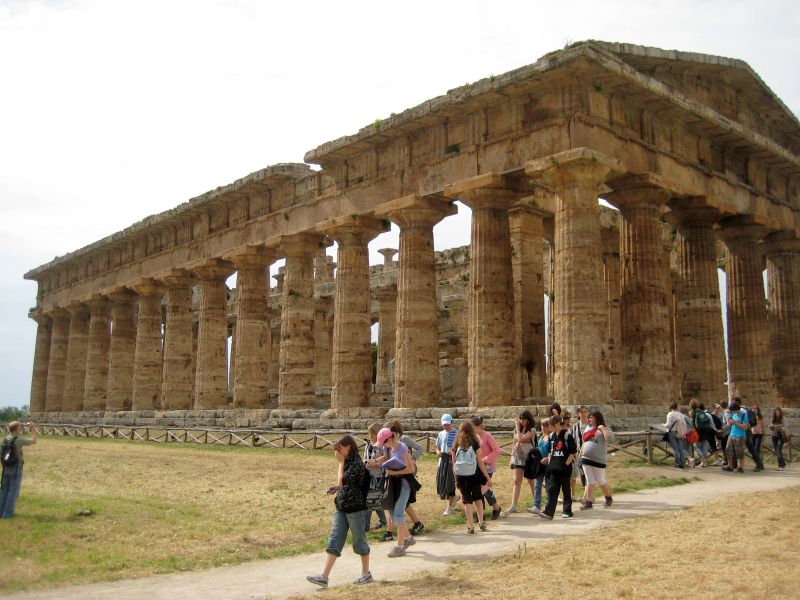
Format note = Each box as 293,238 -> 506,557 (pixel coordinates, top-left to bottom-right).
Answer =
527,149 -> 619,407
279,233 -> 323,408
106,289 -> 137,412
28,311 -> 51,414
603,175 -> 673,404
131,280 -> 165,411
718,217 -> 775,405
763,232 -> 800,406
379,196 -> 456,408
226,247 -> 274,409
509,203 -> 547,400
160,271 -> 196,410
62,302 -> 91,412
666,200 -> 727,405
321,217 -> 386,409
192,260 -> 235,410
83,296 -> 111,411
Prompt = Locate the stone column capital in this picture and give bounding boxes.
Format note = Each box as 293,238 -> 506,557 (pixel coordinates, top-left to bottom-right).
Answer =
223,245 -> 276,269
83,294 -> 111,311
317,215 -> 388,246
377,194 -> 457,228
105,288 -> 137,304
761,230 -> 800,255
602,173 -> 672,210
665,197 -> 725,227
278,232 -> 325,257
64,301 -> 90,317
28,309 -> 51,325
444,174 -> 532,210
47,307 -> 71,322
716,216 -> 772,245
130,278 -> 165,297
526,148 -> 622,189
508,201 -> 550,220
157,269 -> 196,290
189,259 -> 235,282
378,248 -> 398,269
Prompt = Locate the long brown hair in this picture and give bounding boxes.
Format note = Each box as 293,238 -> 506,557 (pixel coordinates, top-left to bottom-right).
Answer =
772,408 -> 784,424
455,421 -> 480,450
333,434 -> 360,460
518,410 -> 535,433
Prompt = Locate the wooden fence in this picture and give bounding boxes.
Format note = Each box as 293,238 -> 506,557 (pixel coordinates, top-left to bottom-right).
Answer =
12,423 -> 796,465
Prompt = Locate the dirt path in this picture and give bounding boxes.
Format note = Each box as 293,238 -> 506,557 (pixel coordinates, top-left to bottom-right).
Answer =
6,467 -> 798,600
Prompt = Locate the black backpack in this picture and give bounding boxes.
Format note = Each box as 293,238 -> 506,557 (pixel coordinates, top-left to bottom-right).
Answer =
1,436 -> 18,467
695,411 -> 712,431
745,408 -> 757,432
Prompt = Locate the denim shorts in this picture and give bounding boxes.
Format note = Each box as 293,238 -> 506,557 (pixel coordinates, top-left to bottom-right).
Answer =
326,510 -> 369,557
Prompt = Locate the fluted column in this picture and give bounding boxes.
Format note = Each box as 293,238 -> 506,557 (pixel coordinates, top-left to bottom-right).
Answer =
601,226 -> 622,401
603,175 -> 673,404
159,271 -> 196,410
446,178 -> 521,408
28,311 -> 52,414
543,240 -> 556,398
374,286 -> 397,386
509,204 -> 547,399
383,196 -> 456,408
527,149 -> 620,406
718,217 -> 774,404
83,296 -> 111,411
227,247 -> 274,409
322,217 -> 386,409
107,289 -> 137,411
131,280 -> 165,411
279,233 -> 323,408
62,302 -> 90,412
192,260 -> 235,410
44,308 -> 70,412
666,200 -> 726,404
314,297 -> 333,389
763,232 -> 800,406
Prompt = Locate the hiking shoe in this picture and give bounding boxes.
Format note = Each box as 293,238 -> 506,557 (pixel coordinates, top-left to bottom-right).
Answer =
538,512 -> 553,520
443,506 -> 455,516
467,526 -> 475,534
604,496 -> 613,507
479,521 -> 488,532
410,522 -> 425,536
562,513 -> 574,519
402,535 -> 416,548
736,468 -> 744,473
387,545 -> 406,558
754,466 -> 764,472
501,506 -> 518,516
306,575 -> 328,588
580,501 -> 593,510
381,531 -> 394,542
353,572 -> 374,585
722,466 -> 733,472
491,508 -> 501,520
526,506 -> 542,514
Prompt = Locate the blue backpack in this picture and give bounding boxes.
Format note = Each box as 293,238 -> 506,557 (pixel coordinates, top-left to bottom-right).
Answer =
453,446 -> 477,476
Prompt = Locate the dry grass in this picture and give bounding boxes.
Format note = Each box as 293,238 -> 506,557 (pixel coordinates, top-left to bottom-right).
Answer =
0,436 -> 690,592
321,485 -> 800,600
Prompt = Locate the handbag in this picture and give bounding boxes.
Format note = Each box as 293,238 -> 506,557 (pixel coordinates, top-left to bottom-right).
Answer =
685,428 -> 700,444
661,420 -> 675,442
365,474 -> 387,511
781,429 -> 791,444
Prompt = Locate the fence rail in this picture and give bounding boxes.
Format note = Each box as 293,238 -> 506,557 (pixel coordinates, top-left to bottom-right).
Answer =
10,423 -> 795,465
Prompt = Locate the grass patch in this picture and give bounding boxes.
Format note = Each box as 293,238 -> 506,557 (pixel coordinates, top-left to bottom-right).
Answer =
1,436 -> 691,592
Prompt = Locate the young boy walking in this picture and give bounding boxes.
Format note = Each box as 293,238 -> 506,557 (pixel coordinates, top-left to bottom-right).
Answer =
539,415 -> 577,520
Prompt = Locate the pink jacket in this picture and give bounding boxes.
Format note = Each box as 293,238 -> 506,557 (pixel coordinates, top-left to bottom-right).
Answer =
479,430 -> 502,470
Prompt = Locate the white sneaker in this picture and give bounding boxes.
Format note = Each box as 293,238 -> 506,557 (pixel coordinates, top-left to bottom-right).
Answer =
526,506 -> 541,514
501,506 -> 518,516
443,506 -> 455,516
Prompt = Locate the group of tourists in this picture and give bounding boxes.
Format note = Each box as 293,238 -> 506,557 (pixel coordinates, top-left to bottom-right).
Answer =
662,398 -> 792,472
306,404 -> 614,588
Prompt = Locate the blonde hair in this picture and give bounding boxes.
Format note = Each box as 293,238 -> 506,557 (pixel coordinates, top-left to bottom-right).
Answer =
8,421 -> 22,434
367,422 -> 381,436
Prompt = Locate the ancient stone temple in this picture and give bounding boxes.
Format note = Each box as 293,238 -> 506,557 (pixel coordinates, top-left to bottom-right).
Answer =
24,41 -> 800,430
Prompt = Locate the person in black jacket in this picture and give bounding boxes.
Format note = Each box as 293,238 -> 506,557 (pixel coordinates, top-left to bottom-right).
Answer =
539,415 -> 577,520
307,435 -> 373,588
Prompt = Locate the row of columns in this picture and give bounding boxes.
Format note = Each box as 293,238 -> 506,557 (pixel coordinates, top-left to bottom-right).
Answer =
28,149 -> 800,412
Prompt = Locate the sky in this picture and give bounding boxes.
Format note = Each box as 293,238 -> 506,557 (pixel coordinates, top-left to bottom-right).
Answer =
1,0 -> 798,408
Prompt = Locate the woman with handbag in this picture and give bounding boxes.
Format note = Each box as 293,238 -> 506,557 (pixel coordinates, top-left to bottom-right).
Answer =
769,407 -> 789,470
306,435 -> 373,588
663,402 -> 688,469
502,410 -> 536,515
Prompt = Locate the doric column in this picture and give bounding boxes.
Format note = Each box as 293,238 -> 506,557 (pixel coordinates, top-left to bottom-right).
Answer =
314,243 -> 334,285
226,247 -> 274,409
603,174 -> 673,404
191,260 -> 235,410
666,199 -> 727,404
527,149 -> 620,406
543,239 -> 555,398
159,271 -> 196,410
446,176 -> 524,408
380,195 -> 456,408
62,302 -> 91,412
83,295 -> 111,411
313,297 -> 333,389
374,285 -> 397,387
44,308 -> 70,412
320,217 -> 386,409
278,233 -> 323,408
717,216 -> 775,404
269,318 -> 281,393
509,204 -> 547,400
378,248 -> 398,270
131,279 -> 165,411
601,224 -> 622,401
274,268 -> 285,296
106,289 -> 137,411
28,310 -> 52,414
763,232 -> 800,406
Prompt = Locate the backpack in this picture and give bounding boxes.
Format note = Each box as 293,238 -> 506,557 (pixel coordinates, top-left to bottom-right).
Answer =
745,408 -> 757,432
695,411 -> 712,431
1,436 -> 18,467
363,465 -> 387,511
453,446 -> 477,476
